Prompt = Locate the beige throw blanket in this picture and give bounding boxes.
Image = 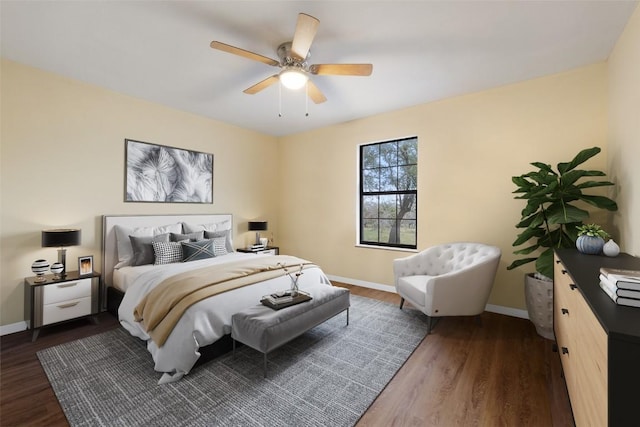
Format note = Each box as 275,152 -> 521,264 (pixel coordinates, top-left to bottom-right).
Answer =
134,255 -> 315,346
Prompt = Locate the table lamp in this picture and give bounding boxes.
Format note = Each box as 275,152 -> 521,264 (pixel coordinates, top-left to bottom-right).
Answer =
248,221 -> 268,246
42,228 -> 81,277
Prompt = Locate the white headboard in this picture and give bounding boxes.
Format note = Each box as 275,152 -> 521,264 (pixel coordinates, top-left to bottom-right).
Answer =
102,214 -> 233,290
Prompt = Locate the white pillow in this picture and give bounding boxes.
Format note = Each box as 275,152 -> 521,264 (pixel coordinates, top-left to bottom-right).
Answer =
182,220 -> 231,233
114,223 -> 182,268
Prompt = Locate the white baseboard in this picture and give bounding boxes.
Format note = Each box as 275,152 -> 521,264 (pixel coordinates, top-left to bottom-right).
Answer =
485,304 -> 529,319
1,321 -> 27,336
327,275 -> 529,320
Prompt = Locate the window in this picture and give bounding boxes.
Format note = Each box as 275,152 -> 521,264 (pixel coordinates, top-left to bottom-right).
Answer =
359,137 -> 417,249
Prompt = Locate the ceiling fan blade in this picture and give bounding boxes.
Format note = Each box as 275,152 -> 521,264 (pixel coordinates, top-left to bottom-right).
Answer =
291,13 -> 320,60
210,41 -> 279,67
310,64 -> 373,76
306,80 -> 327,104
243,75 -> 279,94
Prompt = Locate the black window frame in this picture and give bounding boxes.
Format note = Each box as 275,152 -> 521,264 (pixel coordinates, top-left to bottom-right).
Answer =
359,136 -> 417,249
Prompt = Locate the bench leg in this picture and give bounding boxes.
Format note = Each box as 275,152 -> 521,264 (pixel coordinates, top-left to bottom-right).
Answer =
264,353 -> 268,378
346,308 -> 349,326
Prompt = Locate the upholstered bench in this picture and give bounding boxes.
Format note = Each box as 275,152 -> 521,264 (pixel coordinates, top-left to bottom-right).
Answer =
231,284 -> 350,377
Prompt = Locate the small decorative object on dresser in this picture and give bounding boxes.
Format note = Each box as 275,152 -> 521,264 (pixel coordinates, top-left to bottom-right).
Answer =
78,255 -> 94,276
31,259 -> 50,282
50,262 -> 64,279
603,239 -> 620,257
575,223 -> 609,255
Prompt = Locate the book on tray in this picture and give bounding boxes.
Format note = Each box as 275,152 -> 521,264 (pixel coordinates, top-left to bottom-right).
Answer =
599,273 -> 640,308
261,290 -> 312,310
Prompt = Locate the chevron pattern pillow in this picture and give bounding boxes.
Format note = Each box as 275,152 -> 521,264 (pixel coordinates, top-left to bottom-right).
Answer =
182,239 -> 215,262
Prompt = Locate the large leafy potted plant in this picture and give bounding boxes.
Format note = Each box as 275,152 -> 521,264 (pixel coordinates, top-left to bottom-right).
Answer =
507,146 -> 617,339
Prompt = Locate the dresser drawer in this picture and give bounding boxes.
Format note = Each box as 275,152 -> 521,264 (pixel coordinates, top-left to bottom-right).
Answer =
42,296 -> 92,325
43,278 -> 92,304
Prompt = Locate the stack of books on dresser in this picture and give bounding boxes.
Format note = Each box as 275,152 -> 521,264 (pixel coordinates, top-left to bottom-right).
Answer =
599,267 -> 640,308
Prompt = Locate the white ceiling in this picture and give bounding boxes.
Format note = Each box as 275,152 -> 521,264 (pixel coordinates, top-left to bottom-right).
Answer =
1,1 -> 637,137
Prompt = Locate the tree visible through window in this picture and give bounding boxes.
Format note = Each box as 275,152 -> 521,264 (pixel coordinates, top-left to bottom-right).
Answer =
360,137 -> 417,249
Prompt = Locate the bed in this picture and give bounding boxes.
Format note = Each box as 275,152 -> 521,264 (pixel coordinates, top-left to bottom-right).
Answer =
102,214 -> 333,384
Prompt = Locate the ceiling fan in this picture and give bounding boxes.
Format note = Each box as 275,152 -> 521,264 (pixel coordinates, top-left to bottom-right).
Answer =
210,13 -> 373,104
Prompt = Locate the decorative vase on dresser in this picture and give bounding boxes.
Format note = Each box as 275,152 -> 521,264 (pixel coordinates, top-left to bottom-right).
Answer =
575,235 -> 605,254
554,248 -> 640,426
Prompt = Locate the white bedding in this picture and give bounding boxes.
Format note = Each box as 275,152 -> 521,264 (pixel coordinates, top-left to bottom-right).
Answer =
118,252 -> 331,384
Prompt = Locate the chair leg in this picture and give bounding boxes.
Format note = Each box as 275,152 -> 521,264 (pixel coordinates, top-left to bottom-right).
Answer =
426,316 -> 440,335
475,314 -> 482,327
399,297 -> 405,310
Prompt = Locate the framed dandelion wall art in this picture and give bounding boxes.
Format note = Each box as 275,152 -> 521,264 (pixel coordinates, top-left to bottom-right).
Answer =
124,139 -> 213,203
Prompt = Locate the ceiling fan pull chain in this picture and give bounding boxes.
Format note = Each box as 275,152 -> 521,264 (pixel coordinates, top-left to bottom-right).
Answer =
278,80 -> 283,118
305,81 -> 309,117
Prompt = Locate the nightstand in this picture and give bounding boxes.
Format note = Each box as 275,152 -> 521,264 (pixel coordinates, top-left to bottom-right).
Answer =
237,246 -> 279,255
24,270 -> 101,341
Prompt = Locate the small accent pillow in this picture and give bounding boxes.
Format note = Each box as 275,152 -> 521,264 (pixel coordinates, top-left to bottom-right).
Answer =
182,239 -> 215,262
153,241 -> 184,265
211,236 -> 228,256
170,231 -> 204,242
204,229 -> 233,253
129,233 -> 170,267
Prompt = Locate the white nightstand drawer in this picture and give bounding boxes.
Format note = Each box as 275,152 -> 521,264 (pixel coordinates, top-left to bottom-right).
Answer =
42,296 -> 92,325
43,278 -> 92,304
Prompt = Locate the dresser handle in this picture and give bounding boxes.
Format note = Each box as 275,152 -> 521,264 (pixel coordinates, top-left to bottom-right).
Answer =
561,308 -> 569,315
569,284 -> 577,290
57,282 -> 78,288
57,301 -> 79,309
555,260 -> 561,264
561,269 -> 568,275
561,347 -> 569,355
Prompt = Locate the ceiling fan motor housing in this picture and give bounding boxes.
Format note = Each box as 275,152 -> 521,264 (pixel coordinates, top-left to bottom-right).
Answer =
277,42 -> 310,70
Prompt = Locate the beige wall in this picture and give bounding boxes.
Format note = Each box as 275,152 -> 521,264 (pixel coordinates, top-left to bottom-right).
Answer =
0,59 -> 279,326
278,63 -> 609,310
608,4 -> 640,256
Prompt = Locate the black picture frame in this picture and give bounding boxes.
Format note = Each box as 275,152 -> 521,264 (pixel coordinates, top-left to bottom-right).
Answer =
124,139 -> 214,203
78,255 -> 94,276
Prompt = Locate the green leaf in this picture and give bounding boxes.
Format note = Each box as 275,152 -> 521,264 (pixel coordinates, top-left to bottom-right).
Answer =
513,244 -> 540,255
512,227 -> 545,246
580,195 -> 618,211
557,147 -> 601,174
507,257 -> 537,270
530,162 -> 555,174
576,180 -> 615,189
545,203 -> 589,224
535,248 -> 555,279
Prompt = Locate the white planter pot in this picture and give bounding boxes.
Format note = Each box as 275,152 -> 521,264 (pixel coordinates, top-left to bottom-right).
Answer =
524,273 -> 555,340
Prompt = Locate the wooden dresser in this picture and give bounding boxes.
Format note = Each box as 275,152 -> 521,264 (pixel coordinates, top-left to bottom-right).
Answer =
554,249 -> 640,427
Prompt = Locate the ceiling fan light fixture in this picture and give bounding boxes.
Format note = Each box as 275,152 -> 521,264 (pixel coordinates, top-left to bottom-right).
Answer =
279,67 -> 308,90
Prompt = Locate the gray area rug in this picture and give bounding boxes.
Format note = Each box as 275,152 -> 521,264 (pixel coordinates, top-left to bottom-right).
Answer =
38,295 -> 429,427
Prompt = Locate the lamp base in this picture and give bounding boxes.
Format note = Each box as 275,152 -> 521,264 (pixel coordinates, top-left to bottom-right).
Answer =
58,248 -> 67,277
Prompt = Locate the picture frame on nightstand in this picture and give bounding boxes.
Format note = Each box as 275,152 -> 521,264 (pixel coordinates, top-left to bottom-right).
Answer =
78,255 -> 93,276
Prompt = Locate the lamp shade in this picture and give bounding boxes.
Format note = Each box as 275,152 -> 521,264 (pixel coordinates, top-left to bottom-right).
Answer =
248,221 -> 268,231
42,229 -> 81,247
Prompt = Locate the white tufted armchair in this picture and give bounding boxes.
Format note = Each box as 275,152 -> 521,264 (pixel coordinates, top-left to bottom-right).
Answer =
394,242 -> 501,333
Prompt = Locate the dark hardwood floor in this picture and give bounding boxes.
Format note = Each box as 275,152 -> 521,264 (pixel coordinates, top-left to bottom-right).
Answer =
0,284 -> 573,426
